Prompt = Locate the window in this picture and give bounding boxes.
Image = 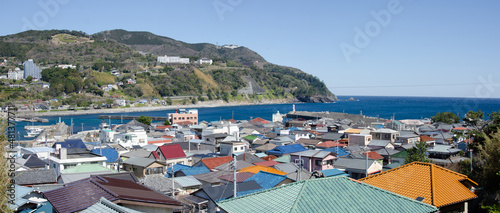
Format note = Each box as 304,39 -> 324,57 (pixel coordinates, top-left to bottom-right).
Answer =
315,160 -> 322,166
385,134 -> 390,139
234,147 -> 238,151
241,147 -> 244,150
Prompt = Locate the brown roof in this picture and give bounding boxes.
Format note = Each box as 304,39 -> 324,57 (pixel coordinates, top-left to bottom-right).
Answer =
43,176 -> 183,213
201,156 -> 233,170
420,135 -> 436,142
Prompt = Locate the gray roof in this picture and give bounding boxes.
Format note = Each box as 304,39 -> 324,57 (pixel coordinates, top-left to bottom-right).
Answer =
32,183 -> 65,192
252,139 -> 269,145
296,138 -> 321,146
193,171 -> 232,184
59,171 -> 116,184
273,162 -> 300,174
121,149 -> 151,158
141,174 -> 180,193
214,160 -> 254,171
428,145 -> 461,154
286,170 -> 313,181
333,157 -> 377,170
123,156 -> 159,167
236,153 -> 264,164
371,129 -> 399,133
81,197 -> 144,213
289,150 -> 333,158
270,136 -> 294,143
254,143 -> 277,152
374,148 -> 400,157
321,133 -> 343,141
174,176 -> 203,188
368,140 -> 391,147
15,169 -> 58,185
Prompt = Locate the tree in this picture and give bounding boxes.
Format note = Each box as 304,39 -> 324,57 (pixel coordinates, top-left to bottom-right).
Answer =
477,130 -> 500,193
464,110 -> 484,127
404,141 -> 432,164
137,115 -> 151,125
166,97 -> 172,105
164,120 -> 171,125
431,112 -> 460,124
25,76 -> 33,83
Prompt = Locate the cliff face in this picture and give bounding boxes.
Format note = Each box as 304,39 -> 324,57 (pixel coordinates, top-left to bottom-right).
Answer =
296,95 -> 337,103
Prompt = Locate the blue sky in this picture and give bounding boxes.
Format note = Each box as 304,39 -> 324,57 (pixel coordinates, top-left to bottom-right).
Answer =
1,0 -> 500,98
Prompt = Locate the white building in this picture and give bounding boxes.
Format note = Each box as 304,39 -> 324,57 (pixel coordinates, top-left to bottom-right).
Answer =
219,141 -> 246,156
56,64 -> 76,69
222,44 -> 239,49
272,111 -> 284,123
113,126 -> 148,148
8,68 -> 24,80
23,59 -> 42,79
195,58 -> 213,65
157,55 -> 189,64
49,144 -> 107,176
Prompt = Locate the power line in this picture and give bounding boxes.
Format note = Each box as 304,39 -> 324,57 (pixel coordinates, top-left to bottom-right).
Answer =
328,83 -> 481,89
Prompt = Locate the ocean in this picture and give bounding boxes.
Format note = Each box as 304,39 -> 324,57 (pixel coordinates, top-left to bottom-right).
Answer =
11,96 -> 500,140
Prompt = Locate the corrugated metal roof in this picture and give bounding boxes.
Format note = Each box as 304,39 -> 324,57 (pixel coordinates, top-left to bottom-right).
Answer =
218,176 -> 438,213
81,197 -> 144,213
239,165 -> 287,175
123,156 -> 158,167
174,175 -> 203,188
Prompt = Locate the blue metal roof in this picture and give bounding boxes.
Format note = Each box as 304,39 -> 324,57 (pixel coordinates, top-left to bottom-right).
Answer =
323,147 -> 350,157
54,139 -> 87,149
266,143 -> 307,156
321,168 -> 349,177
91,148 -> 119,163
244,171 -> 287,190
166,164 -> 210,177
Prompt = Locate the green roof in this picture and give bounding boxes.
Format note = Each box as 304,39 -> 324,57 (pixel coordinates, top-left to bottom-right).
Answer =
391,150 -> 408,158
61,164 -> 116,174
243,135 -> 258,141
273,154 -> 291,163
218,176 -> 438,213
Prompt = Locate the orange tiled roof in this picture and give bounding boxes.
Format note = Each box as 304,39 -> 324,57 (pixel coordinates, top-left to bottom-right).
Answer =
239,165 -> 287,175
344,128 -> 363,134
201,156 -> 233,170
250,117 -> 270,124
317,141 -> 347,148
360,162 -> 478,207
363,151 -> 384,160
420,135 -> 436,142
453,127 -> 468,130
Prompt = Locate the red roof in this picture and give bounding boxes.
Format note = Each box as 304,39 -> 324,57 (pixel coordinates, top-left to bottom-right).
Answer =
157,144 -> 186,160
250,117 -> 270,124
156,125 -> 169,130
254,160 -> 280,167
201,156 -> 233,170
317,141 -> 347,148
151,151 -> 160,159
161,135 -> 174,138
363,151 -> 384,160
420,135 -> 436,142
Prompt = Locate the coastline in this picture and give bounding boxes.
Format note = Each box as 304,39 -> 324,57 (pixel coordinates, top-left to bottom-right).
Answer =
16,99 -> 297,117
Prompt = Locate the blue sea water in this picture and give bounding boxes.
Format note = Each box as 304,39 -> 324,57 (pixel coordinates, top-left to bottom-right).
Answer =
11,96 -> 500,140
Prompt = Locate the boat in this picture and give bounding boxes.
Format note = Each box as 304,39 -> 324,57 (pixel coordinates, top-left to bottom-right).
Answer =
25,130 -> 40,137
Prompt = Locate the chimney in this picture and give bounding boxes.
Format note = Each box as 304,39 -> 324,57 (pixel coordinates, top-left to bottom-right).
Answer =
60,148 -> 67,160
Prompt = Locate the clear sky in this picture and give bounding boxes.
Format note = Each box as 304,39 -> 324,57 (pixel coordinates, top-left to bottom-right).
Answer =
1,0 -> 500,98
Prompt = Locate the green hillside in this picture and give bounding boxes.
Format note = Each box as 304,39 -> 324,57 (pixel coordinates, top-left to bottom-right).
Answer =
0,29 -> 335,104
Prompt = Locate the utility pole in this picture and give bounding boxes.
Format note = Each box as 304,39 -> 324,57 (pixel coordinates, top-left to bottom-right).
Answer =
233,155 -> 237,198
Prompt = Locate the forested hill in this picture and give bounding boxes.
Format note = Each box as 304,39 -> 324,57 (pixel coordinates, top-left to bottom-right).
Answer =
0,29 -> 336,103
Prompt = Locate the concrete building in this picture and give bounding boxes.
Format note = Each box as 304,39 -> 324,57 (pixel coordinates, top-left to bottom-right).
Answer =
113,126 -> 148,148
371,129 -> 400,143
169,109 -> 199,125
219,141 -> 246,156
157,55 -> 189,64
8,67 -> 24,80
348,134 -> 373,146
195,58 -> 213,65
23,59 -> 42,79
